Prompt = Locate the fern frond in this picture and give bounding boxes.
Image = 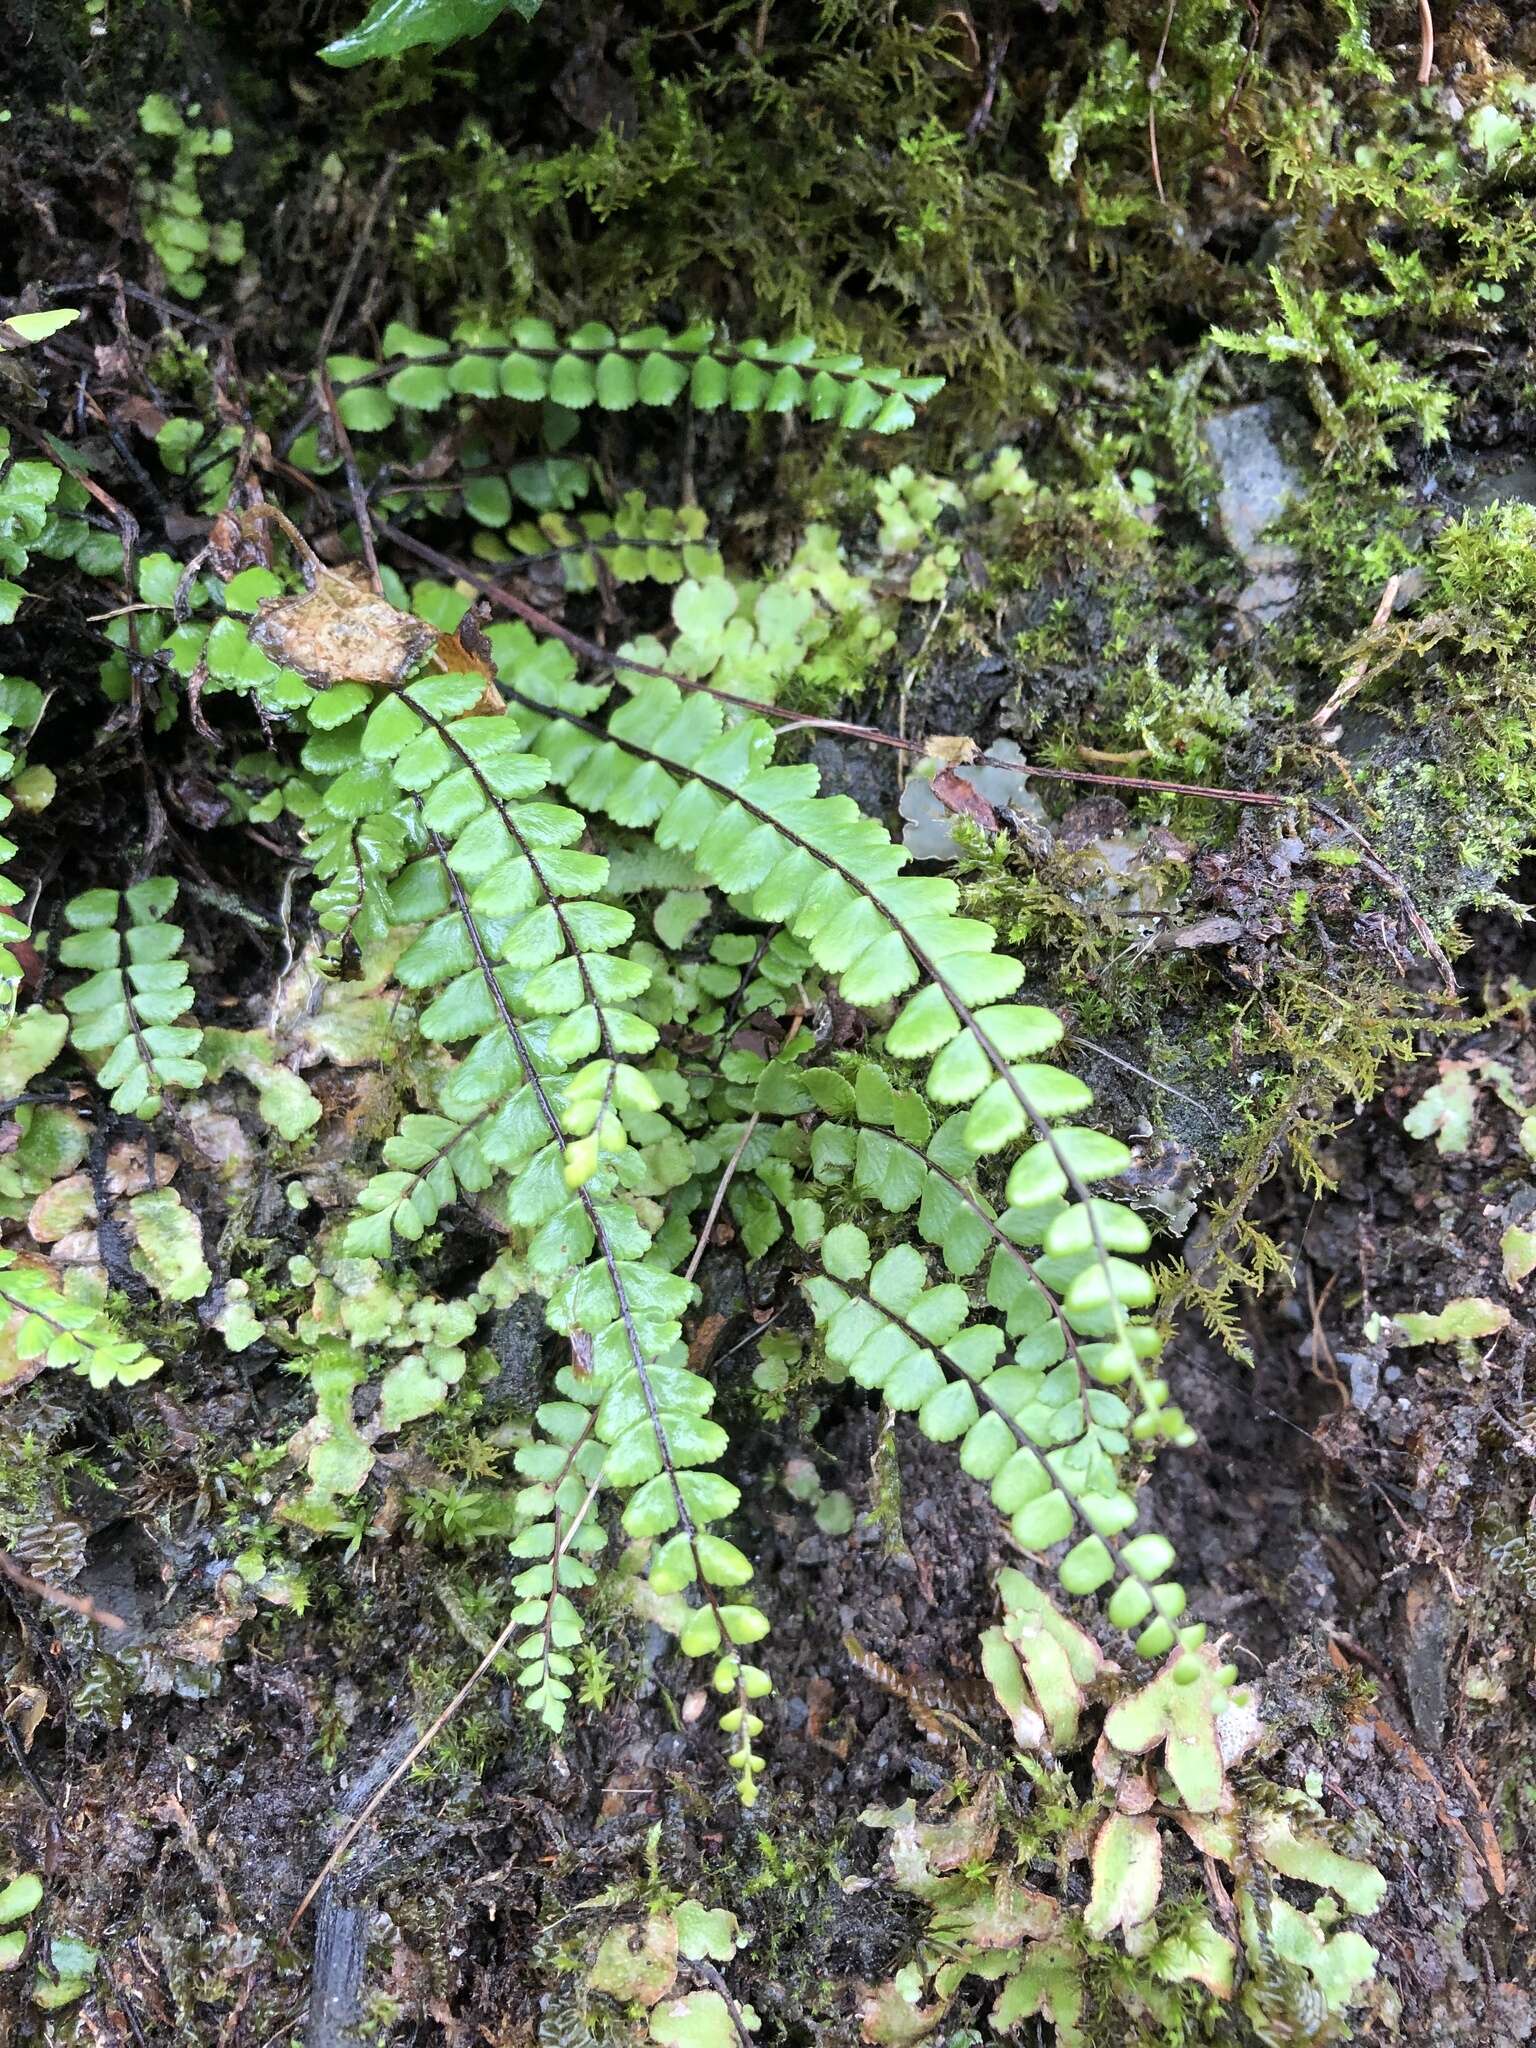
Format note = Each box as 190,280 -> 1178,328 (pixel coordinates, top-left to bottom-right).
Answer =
307,664 -> 663,1191
314,693 -> 770,1787
803,1229 -> 1184,1647
0,679 -> 44,1017
307,813 -> 410,952
327,319 -> 943,436
508,1393 -> 606,1730
513,665 -> 1198,1656
789,1065 -> 1186,1443
0,1249 -> 161,1388
59,878 -> 205,1118
503,494 -> 723,594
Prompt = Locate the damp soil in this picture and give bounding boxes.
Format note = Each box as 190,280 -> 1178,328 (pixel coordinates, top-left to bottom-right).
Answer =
5,996 -> 1533,2046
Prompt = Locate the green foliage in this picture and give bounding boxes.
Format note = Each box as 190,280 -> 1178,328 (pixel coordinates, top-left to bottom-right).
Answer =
500,494 -> 722,595
2,311 -> 1202,1814
804,1225 -> 1188,1649
862,1570 -> 1383,2048
1433,500 -> 1536,650
0,289 -> 1382,2031
328,320 -> 943,436
135,96 -> 244,301
0,1249 -> 162,1389
0,1867 -> 97,2008
0,432 -> 113,1014
1210,266 -> 1451,469
30,307 -> 1210,1814
320,0 -> 539,68
0,310 -> 81,351
239,528 -> 1180,1808
58,879 -> 205,1119
0,677 -> 43,1017
574,1886 -> 757,2044
0,1873 -> 36,1973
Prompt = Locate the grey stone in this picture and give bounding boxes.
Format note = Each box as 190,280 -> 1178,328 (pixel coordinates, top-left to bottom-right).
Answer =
1468,457 -> 1536,510
1203,401 -> 1306,570
1236,567 -> 1302,621
1338,1350 -> 1380,1408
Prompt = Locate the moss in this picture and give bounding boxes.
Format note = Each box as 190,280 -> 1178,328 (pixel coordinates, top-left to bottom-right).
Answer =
1434,498 -> 1536,639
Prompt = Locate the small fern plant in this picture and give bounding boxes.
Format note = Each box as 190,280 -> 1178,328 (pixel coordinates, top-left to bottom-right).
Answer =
59,880 -> 206,1119
0,1249 -> 162,1389
24,318 -> 1206,1803
2,415 -> 126,1015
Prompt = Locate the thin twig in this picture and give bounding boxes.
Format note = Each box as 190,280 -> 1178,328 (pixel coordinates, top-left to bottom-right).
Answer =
1417,0 -> 1434,84
360,523 -> 1455,994
1309,795 -> 1455,994
1,1710 -> 59,1815
1220,0 -> 1265,129
287,1471 -> 603,1935
371,521 -> 1292,808
685,1956 -> 757,2047
0,1548 -> 126,1630
892,596 -> 948,789
1309,575 -> 1400,729
1147,0 -> 1179,204
314,160 -> 398,596
965,30 -> 1010,142
1072,1033 -> 1216,1122
46,274 -> 225,334
685,1115 -> 760,1283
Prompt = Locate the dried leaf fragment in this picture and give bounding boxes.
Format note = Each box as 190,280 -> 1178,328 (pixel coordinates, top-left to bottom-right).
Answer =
931,767 -> 998,831
250,564 -> 436,685
1084,1811 -> 1163,1939
924,734 -> 978,766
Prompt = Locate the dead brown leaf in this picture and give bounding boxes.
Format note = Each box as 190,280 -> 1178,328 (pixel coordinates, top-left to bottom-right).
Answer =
250,564 -> 436,686
432,626 -> 495,687
931,766 -> 998,831
4,1680 -> 48,1751
105,1142 -> 178,1196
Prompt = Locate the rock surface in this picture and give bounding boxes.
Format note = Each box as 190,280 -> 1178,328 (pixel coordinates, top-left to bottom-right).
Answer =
1203,400 -> 1307,619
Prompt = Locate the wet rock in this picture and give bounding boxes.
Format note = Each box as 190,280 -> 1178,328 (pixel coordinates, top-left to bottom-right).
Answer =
810,734 -> 900,820
1204,401 -> 1306,565
905,648 -> 1014,734
1396,1572 -> 1454,1746
1236,566 -> 1302,622
1467,456 -> 1536,510
1339,1350 -> 1380,1407
1203,401 -> 1306,619
484,1294 -> 547,1410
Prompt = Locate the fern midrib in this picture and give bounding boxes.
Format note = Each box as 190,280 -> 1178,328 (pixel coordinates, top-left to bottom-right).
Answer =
409,696 -> 619,1061
428,824 -> 757,1757
394,1099 -> 501,1208
0,1282 -> 75,1336
431,819 -> 692,1541
506,688 -> 1139,1344
831,1119 -> 1094,1369
528,1406 -> 601,1706
823,1118 -> 1158,1418
114,901 -> 163,1088
331,338 -> 904,397
829,1272 -> 1139,1593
